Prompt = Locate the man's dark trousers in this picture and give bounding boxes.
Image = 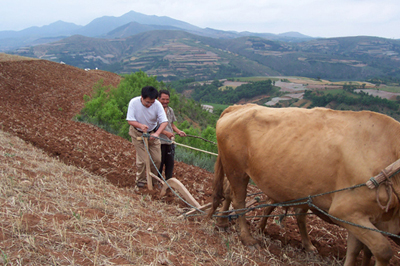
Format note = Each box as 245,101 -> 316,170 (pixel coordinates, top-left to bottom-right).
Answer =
159,144 -> 175,180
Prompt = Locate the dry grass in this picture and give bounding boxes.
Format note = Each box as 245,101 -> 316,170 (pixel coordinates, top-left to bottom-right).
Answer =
0,129 -> 346,265
0,53 -> 38,62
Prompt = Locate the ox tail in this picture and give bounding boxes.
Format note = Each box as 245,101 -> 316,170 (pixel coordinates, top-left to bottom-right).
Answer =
207,155 -> 225,219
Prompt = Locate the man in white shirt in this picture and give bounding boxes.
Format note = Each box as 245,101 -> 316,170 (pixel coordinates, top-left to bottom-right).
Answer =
126,86 -> 168,188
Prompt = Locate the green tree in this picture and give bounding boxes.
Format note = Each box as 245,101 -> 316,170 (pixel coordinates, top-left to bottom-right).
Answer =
77,71 -> 220,171
78,71 -> 162,138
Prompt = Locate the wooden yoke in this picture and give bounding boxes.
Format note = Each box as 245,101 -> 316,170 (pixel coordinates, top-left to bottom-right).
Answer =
366,158 -> 400,189
136,135 -> 153,190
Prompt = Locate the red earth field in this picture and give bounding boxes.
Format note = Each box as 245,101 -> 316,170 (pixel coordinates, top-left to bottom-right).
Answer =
1,54 -> 399,265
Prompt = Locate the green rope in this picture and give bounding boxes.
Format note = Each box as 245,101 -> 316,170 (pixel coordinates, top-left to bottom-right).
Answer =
186,134 -> 217,145
307,198 -> 400,240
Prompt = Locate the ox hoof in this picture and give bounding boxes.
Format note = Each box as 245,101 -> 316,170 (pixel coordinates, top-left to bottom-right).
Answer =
241,236 -> 260,246
216,218 -> 230,229
216,222 -> 229,229
304,245 -> 317,253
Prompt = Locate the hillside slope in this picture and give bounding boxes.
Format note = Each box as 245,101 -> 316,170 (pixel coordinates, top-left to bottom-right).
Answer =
1,54 -> 399,265
0,53 -> 213,190
12,33 -> 400,81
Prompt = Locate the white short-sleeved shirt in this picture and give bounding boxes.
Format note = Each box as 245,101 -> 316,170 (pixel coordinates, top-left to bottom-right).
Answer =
126,96 -> 168,131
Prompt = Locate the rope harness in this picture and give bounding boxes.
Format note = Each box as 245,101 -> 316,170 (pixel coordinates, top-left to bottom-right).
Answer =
366,159 -> 400,212
146,132 -> 218,156
139,133 -> 400,241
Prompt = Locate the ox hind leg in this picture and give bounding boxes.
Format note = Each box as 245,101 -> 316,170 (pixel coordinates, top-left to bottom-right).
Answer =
216,178 -> 233,228
295,207 -> 317,252
228,173 -> 259,245
258,199 -> 276,233
258,205 -> 316,252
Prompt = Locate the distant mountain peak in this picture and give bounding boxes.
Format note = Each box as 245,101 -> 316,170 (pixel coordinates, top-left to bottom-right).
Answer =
278,31 -> 312,38
1,10 -> 313,51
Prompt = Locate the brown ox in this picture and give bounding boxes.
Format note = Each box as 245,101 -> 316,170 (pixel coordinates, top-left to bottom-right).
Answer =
208,104 -> 400,266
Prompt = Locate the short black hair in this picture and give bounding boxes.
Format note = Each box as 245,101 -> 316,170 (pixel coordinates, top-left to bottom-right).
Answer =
141,86 -> 158,99
158,89 -> 170,98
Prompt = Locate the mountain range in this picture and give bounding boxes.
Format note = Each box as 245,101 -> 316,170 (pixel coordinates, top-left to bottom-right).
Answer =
3,10 -> 400,82
0,10 -> 312,52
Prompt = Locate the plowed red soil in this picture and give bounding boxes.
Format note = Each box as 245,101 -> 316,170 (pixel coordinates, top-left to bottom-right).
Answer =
1,55 -> 399,265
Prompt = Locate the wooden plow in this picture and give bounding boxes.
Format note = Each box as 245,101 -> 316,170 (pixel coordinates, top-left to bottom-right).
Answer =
139,135 -> 215,217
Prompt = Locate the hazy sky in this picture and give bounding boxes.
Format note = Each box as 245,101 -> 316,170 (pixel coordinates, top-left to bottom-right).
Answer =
1,0 -> 399,39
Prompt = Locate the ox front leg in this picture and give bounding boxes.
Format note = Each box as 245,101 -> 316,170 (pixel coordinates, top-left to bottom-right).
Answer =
361,245 -> 373,266
330,207 -> 393,266
344,232 -> 365,266
230,176 -> 259,246
345,222 -> 392,266
344,232 -> 374,266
